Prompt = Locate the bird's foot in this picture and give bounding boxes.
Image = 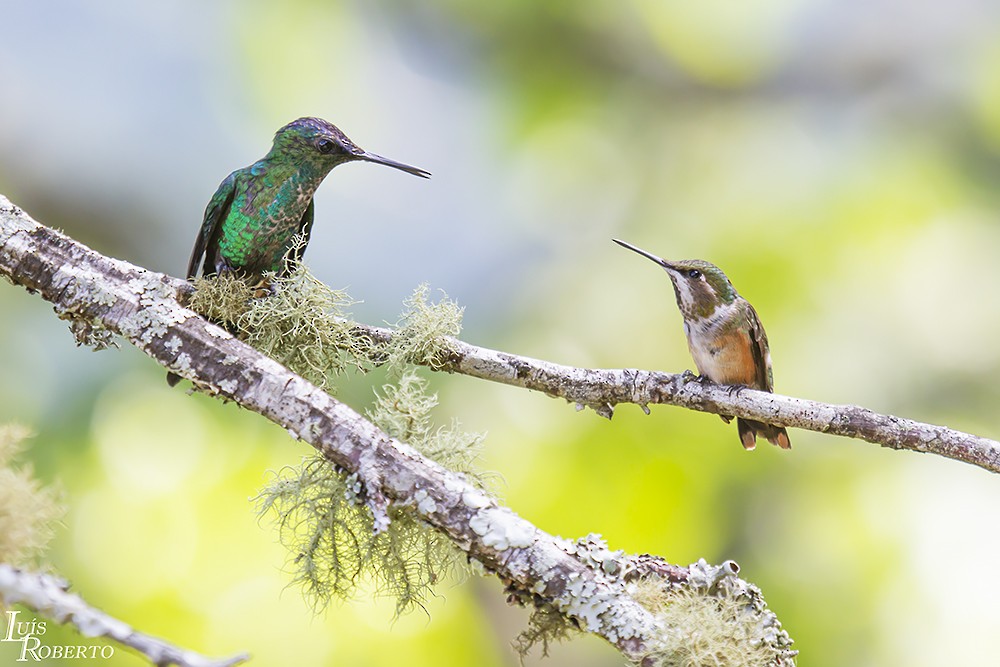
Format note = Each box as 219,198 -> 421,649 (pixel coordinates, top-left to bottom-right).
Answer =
726,383 -> 749,397
251,279 -> 277,299
681,369 -> 706,384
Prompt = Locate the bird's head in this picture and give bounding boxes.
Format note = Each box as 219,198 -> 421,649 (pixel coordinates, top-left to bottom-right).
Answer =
269,117 -> 430,178
613,239 -> 736,320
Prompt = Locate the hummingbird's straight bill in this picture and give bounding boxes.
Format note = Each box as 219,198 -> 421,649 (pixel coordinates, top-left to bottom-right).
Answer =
356,151 -> 431,179
613,239 -> 671,267
614,238 -> 791,450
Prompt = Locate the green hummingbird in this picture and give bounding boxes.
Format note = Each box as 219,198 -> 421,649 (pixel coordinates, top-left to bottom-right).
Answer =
168,117 -> 428,387
614,239 -> 790,450
186,116 -> 430,282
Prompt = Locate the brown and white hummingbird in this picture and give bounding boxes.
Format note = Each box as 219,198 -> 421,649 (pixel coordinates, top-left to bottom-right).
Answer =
614,239 -> 790,450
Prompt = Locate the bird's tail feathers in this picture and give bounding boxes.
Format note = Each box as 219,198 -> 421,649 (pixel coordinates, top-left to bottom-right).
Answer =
737,418 -> 791,450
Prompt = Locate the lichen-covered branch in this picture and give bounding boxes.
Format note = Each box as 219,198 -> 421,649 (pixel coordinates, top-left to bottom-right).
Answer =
349,322 -> 1000,475
0,564 -> 248,667
1,195 -> 801,662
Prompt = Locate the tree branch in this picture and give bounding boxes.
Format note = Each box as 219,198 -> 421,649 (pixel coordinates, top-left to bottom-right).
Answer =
351,316 -> 1000,475
0,189 -> 994,662
0,564 -> 248,667
3,195 -> 796,662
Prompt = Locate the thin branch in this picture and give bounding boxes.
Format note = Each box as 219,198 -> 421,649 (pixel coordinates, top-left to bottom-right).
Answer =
0,564 -> 248,667
350,321 -> 1000,475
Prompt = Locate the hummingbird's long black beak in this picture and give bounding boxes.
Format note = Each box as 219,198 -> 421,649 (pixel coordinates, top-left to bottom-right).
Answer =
613,239 -> 673,270
357,151 -> 431,179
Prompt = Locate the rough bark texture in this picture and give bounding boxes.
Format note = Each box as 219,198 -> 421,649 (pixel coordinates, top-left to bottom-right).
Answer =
351,321 -> 1000,475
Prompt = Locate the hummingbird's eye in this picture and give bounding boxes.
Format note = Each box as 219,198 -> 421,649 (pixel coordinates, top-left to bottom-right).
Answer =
687,269 -> 702,279
316,139 -> 336,154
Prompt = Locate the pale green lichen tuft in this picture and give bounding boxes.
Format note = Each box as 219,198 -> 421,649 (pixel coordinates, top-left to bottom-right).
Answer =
634,561 -> 796,667
384,283 -> 463,375
255,370 -> 487,617
238,270 -> 368,390
369,372 -> 485,475
0,425 -> 64,565
634,584 -> 781,667
188,272 -> 257,325
514,539 -> 795,666
189,266 -> 369,390
187,266 -> 463,388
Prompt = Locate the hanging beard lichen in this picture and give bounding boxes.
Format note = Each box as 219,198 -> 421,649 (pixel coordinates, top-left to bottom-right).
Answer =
254,371 -> 487,615
201,262 -> 488,615
515,602 -> 579,660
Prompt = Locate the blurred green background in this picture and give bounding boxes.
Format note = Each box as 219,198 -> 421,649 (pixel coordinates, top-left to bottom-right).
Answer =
2,0 -> 1000,665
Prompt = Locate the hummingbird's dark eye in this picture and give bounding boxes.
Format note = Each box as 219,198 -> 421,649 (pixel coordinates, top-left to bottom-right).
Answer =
317,139 -> 336,154
687,269 -> 701,279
